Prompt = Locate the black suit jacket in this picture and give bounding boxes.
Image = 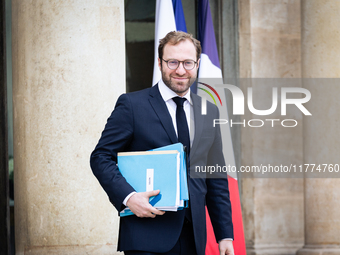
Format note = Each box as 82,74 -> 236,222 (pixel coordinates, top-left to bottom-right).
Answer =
90,84 -> 233,254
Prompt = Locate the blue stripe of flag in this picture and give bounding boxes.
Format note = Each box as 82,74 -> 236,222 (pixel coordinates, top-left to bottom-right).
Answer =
172,0 -> 187,32
198,0 -> 221,68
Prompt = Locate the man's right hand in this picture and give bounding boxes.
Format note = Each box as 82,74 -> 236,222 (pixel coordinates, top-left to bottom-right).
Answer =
126,190 -> 165,218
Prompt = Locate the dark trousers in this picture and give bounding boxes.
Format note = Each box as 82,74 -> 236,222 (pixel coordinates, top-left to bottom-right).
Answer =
124,219 -> 197,255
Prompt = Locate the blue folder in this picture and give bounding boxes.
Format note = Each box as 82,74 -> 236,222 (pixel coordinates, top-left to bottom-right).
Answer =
118,143 -> 189,217
151,143 -> 189,208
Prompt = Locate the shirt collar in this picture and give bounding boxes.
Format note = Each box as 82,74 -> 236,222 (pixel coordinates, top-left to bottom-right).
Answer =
158,79 -> 193,105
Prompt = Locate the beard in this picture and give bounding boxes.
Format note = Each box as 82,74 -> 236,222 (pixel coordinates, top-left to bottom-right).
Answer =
161,70 -> 197,96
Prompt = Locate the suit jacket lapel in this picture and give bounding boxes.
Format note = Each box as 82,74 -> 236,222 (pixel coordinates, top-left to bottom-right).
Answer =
191,93 -> 204,157
148,84 -> 178,144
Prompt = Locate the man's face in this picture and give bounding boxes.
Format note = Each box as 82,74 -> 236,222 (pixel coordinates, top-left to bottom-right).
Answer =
158,39 -> 200,97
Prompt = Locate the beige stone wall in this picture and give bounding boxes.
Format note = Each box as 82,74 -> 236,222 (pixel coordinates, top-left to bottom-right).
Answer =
297,1 -> 340,254
12,1 -> 125,254
238,0 -> 304,254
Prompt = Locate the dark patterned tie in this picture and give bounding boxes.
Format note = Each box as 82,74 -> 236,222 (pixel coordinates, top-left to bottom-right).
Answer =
172,97 -> 190,155
173,96 -> 192,221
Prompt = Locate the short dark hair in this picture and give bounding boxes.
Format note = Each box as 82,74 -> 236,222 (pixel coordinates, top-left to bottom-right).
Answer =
158,31 -> 202,61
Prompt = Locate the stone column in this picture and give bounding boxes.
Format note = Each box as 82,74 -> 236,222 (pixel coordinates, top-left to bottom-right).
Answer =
238,0 -> 304,254
12,1 -> 125,254
297,1 -> 340,254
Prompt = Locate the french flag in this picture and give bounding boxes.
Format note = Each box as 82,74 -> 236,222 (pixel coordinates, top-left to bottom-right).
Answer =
152,0 -> 187,86
197,0 -> 246,254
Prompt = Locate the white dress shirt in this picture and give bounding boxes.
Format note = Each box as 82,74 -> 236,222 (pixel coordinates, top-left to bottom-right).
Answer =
158,79 -> 194,146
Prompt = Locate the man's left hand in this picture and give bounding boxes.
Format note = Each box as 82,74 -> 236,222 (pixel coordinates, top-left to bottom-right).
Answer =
219,240 -> 234,255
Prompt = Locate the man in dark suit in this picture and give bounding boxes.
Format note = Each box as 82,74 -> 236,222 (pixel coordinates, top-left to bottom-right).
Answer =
90,31 -> 234,255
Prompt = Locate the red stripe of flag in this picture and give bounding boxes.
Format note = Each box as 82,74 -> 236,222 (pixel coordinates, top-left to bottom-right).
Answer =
205,176 -> 246,254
